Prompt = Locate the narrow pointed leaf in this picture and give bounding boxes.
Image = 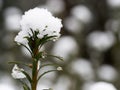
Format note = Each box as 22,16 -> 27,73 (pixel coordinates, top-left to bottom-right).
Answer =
19,80 -> 30,90
39,36 -> 57,46
21,71 -> 32,83
21,44 -> 33,56
40,63 -> 60,69
8,61 -> 30,68
37,70 -> 58,81
23,85 -> 30,90
47,55 -> 64,62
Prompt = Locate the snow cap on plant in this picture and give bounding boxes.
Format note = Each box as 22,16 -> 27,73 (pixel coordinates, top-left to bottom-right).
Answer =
14,7 -> 63,45
11,64 -> 26,79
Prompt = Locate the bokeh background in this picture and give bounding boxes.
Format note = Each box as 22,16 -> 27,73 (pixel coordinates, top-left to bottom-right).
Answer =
0,0 -> 120,90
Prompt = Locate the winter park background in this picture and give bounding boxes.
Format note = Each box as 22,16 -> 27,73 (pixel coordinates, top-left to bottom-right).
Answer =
0,0 -> 120,90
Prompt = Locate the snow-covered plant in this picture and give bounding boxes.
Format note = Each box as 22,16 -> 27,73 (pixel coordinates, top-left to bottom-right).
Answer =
9,7 -> 63,90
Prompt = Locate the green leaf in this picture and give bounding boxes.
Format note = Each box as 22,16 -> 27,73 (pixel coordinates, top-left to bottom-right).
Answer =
39,35 -> 57,47
19,80 -> 30,90
35,38 -> 40,48
29,39 -> 35,52
8,61 -> 30,68
23,85 -> 30,90
21,44 -> 33,56
40,63 -> 60,69
34,51 -> 46,60
38,63 -> 61,73
47,55 -> 64,62
21,71 -> 32,84
37,70 -> 58,82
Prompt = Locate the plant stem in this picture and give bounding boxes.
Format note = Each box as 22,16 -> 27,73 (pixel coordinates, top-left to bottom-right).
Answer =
31,48 -> 39,90
31,60 -> 38,90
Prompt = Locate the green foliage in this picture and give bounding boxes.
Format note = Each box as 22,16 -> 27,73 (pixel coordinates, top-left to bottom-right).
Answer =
11,29 -> 63,90
47,54 -> 64,62
21,71 -> 32,84
37,70 -> 59,81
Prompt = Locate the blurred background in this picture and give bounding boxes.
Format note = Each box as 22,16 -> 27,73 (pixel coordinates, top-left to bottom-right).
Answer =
0,0 -> 120,90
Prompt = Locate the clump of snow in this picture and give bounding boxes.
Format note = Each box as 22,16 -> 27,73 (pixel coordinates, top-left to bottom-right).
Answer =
11,64 -> 26,79
15,8 -> 63,45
